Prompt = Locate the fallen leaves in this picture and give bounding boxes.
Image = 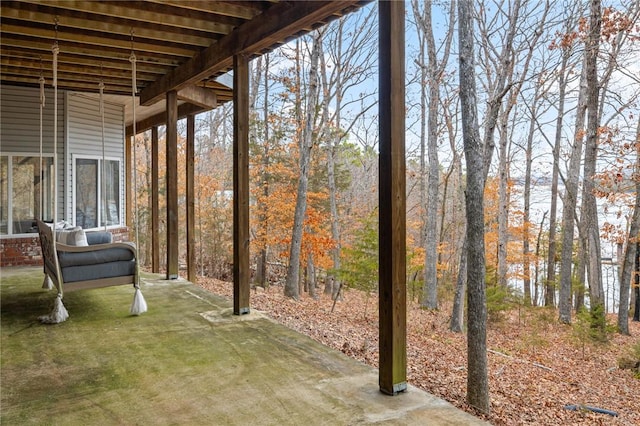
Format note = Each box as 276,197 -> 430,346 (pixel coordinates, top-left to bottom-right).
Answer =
198,278 -> 640,426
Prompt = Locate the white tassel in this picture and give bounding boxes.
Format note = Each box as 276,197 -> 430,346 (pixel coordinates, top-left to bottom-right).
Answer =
39,293 -> 69,324
130,287 -> 147,316
42,274 -> 53,290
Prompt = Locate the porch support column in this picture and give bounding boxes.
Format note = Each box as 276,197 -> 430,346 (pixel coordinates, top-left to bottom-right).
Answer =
233,54 -> 250,315
378,0 -> 407,396
186,114 -> 196,282
151,126 -> 160,273
166,90 -> 179,280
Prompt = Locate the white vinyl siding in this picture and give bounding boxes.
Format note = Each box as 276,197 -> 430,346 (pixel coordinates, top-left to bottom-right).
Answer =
0,85 -> 65,222
66,93 -> 125,227
0,85 -> 126,234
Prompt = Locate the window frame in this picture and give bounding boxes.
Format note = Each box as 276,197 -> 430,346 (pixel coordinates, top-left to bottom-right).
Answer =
0,152 -> 55,237
72,154 -> 123,231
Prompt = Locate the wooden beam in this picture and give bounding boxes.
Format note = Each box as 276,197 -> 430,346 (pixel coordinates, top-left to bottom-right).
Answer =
233,54 -> 250,315
19,0 -> 235,35
178,85 -> 218,109
166,90 -> 179,280
126,103 -> 206,137
140,1 -> 361,105
186,114 -> 196,283
0,22 -> 198,58
146,0 -> 265,20
151,126 -> 160,273
0,3 -> 215,48
378,0 -> 407,396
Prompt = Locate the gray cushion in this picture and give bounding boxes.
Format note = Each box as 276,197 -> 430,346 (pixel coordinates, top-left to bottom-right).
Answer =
58,246 -> 135,268
86,231 -> 113,245
61,260 -> 136,283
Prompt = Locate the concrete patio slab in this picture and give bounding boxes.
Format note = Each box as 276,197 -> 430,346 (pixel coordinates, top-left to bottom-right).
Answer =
1,267 -> 487,425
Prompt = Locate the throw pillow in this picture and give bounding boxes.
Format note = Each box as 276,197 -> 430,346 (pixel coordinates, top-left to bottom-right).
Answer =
56,227 -> 89,246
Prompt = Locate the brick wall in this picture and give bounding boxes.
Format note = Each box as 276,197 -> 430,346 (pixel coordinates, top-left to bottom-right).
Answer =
1,227 -> 131,267
0,235 -> 42,267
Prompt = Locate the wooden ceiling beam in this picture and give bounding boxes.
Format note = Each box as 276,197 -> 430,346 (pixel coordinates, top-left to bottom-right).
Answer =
0,74 -> 133,95
140,1 -> 362,106
0,47 -> 168,74
146,0 -> 265,20
0,35 -> 184,68
1,4 -> 216,47
20,0 -> 235,34
125,102 -> 208,137
1,57 -> 159,81
1,23 -> 198,58
177,85 -> 218,109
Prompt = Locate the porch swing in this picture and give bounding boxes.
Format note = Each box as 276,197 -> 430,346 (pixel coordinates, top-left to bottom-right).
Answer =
37,25 -> 146,323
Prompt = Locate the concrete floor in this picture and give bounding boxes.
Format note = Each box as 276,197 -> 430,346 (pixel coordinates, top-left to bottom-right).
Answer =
1,267 -> 487,425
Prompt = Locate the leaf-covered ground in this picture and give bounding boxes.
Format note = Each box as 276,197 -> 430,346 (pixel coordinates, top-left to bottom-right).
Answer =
197,278 -> 640,425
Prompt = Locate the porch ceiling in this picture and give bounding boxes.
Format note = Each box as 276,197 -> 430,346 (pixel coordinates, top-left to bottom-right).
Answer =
0,0 -> 367,126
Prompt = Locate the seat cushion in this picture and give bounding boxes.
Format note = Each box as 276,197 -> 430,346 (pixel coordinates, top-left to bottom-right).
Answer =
61,260 -> 136,283
57,246 -> 135,268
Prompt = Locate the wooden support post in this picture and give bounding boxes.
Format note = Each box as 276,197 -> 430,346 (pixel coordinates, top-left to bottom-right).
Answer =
186,114 -> 196,283
166,90 -> 179,280
233,54 -> 250,315
151,126 -> 160,273
378,0 -> 407,396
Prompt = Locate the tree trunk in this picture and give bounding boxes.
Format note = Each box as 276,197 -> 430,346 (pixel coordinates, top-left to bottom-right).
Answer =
324,26 -> 342,297
420,0 -> 451,310
559,60 -> 588,324
583,0 -> 604,314
450,237 -> 467,332
574,223 -> 587,311
522,80 -> 541,306
307,253 -> 317,299
497,115 -> 509,289
534,212 -> 548,307
256,55 -> 270,288
458,0 -> 489,413
285,34 -> 321,299
634,243 -> 640,322
545,10 -> 577,308
449,155 -> 466,331
618,123 -> 640,333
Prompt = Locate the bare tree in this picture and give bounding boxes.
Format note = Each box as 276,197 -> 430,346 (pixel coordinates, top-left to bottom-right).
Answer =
318,8 -> 377,298
285,32 -> 322,299
412,0 -> 455,310
559,59 -> 588,324
545,4 -> 583,307
496,0 -> 550,290
618,120 -> 640,334
458,0 -> 489,413
582,0 -> 605,314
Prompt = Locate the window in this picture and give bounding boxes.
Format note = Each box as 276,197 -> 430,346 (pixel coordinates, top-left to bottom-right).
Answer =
74,157 -> 121,229
0,155 -> 54,235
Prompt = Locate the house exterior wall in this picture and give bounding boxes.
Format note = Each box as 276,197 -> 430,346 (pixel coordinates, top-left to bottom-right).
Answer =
65,92 -> 125,225
1,85 -> 65,220
0,85 -> 129,267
